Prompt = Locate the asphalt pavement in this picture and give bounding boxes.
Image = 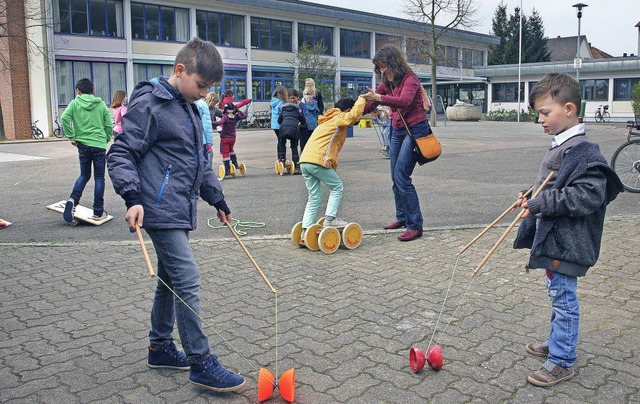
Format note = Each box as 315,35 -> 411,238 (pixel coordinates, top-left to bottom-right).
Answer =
1,121 -> 638,403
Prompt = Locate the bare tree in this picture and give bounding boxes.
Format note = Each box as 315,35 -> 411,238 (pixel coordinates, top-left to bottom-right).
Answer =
0,0 -> 51,71
287,42 -> 338,103
403,0 -> 478,126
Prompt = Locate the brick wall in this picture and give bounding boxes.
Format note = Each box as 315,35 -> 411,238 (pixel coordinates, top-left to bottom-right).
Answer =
0,0 -> 32,140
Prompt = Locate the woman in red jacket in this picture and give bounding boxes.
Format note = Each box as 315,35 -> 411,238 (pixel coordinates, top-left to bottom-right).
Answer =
363,45 -> 430,242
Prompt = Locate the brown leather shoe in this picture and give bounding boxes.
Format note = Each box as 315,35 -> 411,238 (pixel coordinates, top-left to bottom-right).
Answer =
383,221 -> 405,230
398,228 -> 423,241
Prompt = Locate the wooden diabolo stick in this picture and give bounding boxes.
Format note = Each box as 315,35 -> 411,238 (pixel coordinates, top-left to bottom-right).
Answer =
472,171 -> 556,277
457,186 -> 534,255
225,221 -> 276,293
136,225 -> 156,278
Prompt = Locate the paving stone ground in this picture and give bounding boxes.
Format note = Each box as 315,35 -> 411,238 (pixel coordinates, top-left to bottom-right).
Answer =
1,218 -> 638,403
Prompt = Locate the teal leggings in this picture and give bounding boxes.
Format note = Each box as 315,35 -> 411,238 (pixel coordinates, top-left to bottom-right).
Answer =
301,163 -> 343,228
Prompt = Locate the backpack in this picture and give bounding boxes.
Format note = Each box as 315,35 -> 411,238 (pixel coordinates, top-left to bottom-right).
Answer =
305,99 -> 319,130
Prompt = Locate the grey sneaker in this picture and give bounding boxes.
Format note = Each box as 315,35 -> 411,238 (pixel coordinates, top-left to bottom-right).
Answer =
324,217 -> 349,227
63,199 -> 75,223
527,361 -> 576,387
91,211 -> 109,221
526,341 -> 549,357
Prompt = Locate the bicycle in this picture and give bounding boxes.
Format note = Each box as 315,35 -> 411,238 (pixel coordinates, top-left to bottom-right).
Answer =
53,115 -> 65,138
610,116 -> 640,193
30,120 -> 44,139
236,105 -> 254,129
253,110 -> 271,128
594,105 -> 610,123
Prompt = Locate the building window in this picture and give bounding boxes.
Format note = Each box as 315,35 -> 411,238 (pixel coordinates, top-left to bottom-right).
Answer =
340,75 -> 371,99
462,49 -> 473,68
251,70 -> 294,101
250,17 -> 292,51
221,70 -> 249,100
196,11 -> 244,48
472,50 -> 485,67
298,23 -> 333,55
406,38 -> 430,65
492,82 -> 524,102
54,0 -> 124,37
131,3 -> 189,42
580,79 -> 608,101
375,33 -> 402,54
340,29 -> 370,58
56,60 -> 126,106
133,63 -> 173,84
445,46 -> 459,68
613,78 -> 640,101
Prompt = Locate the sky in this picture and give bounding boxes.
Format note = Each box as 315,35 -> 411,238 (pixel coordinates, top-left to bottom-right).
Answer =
311,0 -> 639,57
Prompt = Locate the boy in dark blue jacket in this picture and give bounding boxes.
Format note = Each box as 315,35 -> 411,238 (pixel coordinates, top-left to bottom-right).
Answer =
514,73 -> 624,387
107,38 -> 244,393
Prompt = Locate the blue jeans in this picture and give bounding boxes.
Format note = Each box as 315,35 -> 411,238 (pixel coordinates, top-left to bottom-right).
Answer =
388,121 -> 428,230
546,269 -> 579,368
382,126 -> 390,149
300,163 -> 343,228
70,143 -> 106,214
145,229 -> 210,363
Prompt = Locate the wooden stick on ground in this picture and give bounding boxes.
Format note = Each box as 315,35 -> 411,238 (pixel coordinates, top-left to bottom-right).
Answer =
472,171 -> 556,277
225,221 -> 276,293
135,225 -> 156,278
457,186 -> 534,256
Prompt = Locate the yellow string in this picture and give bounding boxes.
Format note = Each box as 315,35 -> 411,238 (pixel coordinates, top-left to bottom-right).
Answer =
208,217 -> 266,236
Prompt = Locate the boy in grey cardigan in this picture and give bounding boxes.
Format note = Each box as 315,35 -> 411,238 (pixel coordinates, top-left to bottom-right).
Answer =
514,73 -> 623,387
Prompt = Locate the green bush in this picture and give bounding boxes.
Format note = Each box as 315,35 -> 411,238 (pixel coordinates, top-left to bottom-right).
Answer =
484,108 -> 537,122
631,81 -> 640,117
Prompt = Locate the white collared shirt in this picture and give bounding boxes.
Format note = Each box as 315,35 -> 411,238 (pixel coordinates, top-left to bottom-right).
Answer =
551,123 -> 585,148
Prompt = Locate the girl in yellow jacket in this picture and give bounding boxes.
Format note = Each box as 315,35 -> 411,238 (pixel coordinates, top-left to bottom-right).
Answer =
297,96 -> 366,242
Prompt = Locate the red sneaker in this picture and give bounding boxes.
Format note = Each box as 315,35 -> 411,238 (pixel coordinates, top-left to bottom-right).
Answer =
383,221 -> 405,230
398,228 -> 423,241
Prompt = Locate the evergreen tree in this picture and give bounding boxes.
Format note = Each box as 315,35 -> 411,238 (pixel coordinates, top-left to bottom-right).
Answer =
489,5 -> 550,64
523,9 -> 551,63
488,3 -> 508,65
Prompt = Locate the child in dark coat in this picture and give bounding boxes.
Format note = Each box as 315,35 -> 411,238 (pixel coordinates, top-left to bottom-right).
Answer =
277,97 -> 306,174
514,73 -> 624,387
107,38 -> 244,393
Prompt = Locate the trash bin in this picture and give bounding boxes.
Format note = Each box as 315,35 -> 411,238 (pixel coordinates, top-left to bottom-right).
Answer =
346,125 -> 354,138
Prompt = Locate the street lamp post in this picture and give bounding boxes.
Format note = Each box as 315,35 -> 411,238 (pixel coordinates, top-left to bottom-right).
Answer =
572,3 -> 588,81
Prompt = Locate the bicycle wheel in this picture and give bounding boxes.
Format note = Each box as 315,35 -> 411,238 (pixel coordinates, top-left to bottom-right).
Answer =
603,112 -> 610,123
611,139 -> 640,193
54,128 -> 64,138
36,128 -> 44,139
594,112 -> 602,123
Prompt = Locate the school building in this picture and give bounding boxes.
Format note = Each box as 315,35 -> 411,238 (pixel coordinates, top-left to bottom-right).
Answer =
1,1 -> 638,139
475,54 -> 640,123
2,0 -> 499,139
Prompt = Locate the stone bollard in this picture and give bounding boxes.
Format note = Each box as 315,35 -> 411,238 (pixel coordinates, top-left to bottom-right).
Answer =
446,101 -> 482,121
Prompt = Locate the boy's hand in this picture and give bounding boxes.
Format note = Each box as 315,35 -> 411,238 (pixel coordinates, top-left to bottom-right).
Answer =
125,205 -> 144,231
515,192 -> 531,218
71,140 -> 78,147
217,209 -> 232,224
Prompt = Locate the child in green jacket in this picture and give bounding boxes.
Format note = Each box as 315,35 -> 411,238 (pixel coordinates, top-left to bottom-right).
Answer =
60,78 -> 113,223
